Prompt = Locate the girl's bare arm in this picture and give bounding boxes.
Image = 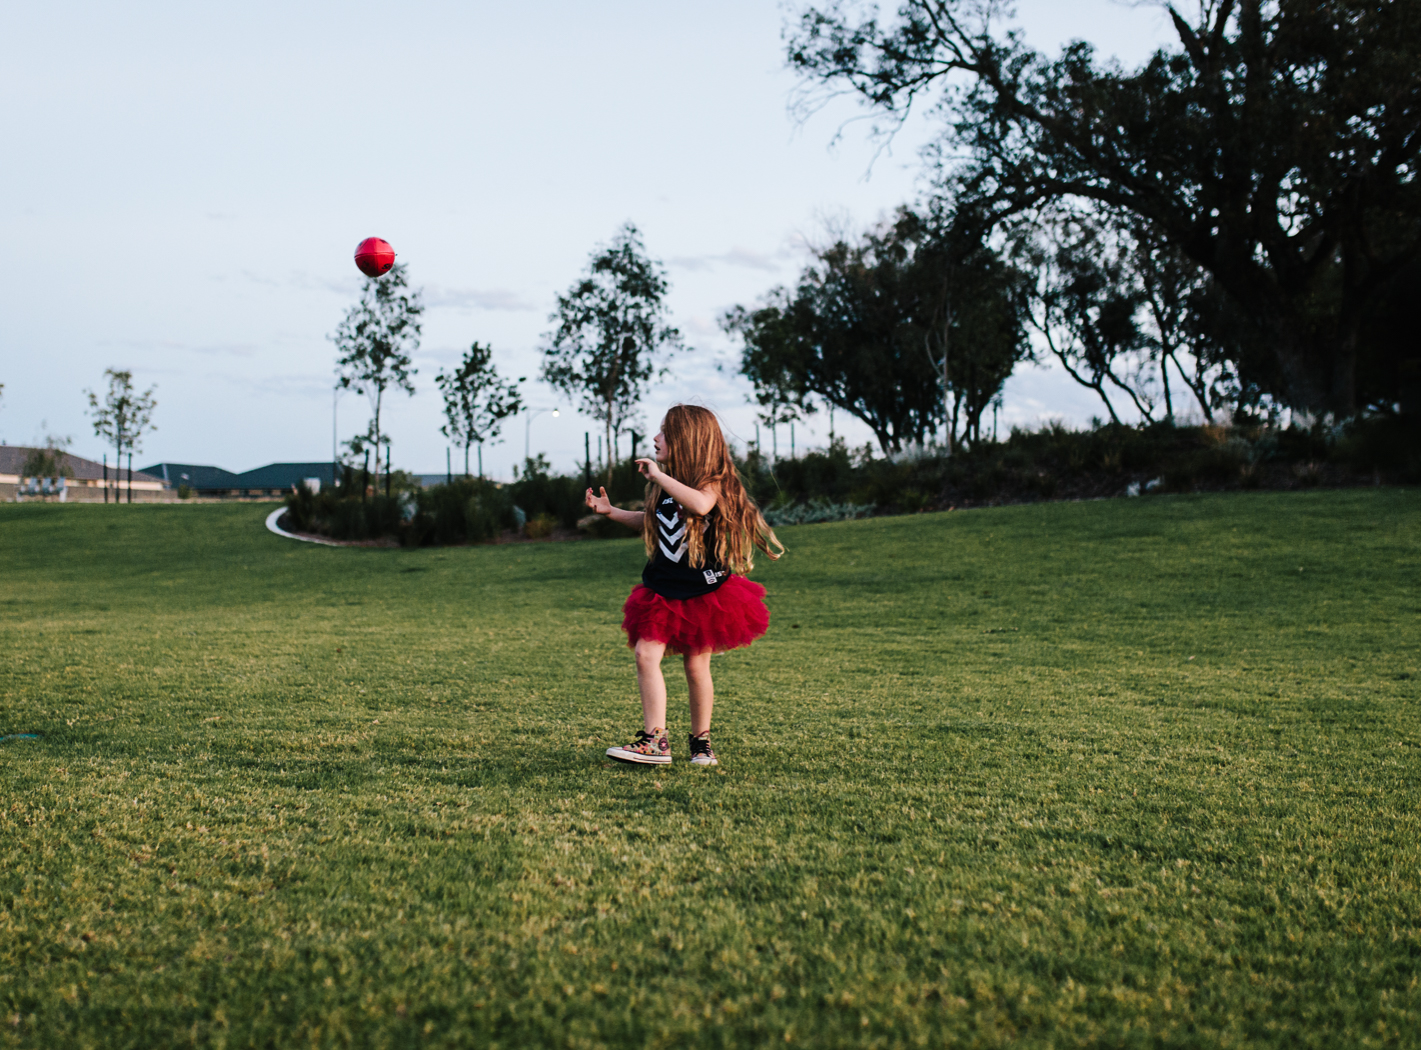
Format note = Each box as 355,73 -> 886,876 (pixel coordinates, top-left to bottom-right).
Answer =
633,459 -> 719,516
585,486 -> 645,529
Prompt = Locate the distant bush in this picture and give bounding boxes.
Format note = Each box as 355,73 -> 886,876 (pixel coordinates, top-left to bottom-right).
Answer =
281,415 -> 1417,546
736,414 -> 1417,514
281,456 -> 634,546
20,444 -> 71,479
762,500 -> 876,526
284,470 -> 514,546
406,477 -> 514,545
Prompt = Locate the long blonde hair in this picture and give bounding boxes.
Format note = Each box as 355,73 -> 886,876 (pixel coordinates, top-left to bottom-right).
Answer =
643,404 -> 784,574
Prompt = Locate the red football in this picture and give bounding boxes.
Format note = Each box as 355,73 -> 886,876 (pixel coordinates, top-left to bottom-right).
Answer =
354,237 -> 396,277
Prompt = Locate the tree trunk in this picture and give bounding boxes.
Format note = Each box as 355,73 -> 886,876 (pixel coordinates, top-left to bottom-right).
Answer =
1186,241 -> 1366,416
942,292 -> 953,456
372,388 -> 383,492
1168,352 -> 1214,421
1161,352 -> 1174,423
604,411 -> 614,488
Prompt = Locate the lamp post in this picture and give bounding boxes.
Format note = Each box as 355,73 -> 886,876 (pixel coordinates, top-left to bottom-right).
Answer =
524,406 -> 560,466
331,385 -> 341,488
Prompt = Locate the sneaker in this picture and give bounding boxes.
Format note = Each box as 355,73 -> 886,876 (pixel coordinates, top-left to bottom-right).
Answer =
688,732 -> 718,767
606,727 -> 671,765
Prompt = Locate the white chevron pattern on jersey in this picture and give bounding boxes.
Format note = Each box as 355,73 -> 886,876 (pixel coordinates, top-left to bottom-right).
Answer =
657,507 -> 687,563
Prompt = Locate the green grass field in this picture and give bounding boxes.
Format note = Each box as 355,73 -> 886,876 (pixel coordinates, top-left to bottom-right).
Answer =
2,491 -> 1419,1048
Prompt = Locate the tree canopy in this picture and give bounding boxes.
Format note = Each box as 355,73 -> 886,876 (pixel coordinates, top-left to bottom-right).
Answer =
723,210 -> 1028,453
436,342 -> 524,477
331,263 -> 422,487
541,223 -> 682,483
786,0 -> 1421,417
86,368 -> 156,462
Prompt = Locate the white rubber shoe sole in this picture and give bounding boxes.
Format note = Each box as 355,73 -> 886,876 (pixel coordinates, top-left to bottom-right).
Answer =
606,746 -> 672,765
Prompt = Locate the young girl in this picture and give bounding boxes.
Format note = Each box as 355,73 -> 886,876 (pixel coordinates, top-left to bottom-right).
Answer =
584,404 -> 783,766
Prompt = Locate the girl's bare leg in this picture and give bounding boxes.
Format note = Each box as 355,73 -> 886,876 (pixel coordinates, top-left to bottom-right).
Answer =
634,639 -> 669,732
684,649 -> 714,736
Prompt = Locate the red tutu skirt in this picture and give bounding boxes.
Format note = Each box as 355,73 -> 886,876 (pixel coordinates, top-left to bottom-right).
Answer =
621,575 -> 770,655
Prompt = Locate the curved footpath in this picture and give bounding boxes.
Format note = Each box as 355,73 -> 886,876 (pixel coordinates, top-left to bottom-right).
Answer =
264,507 -> 344,547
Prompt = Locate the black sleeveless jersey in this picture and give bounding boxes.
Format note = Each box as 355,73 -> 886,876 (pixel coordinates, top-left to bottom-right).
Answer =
641,495 -> 729,600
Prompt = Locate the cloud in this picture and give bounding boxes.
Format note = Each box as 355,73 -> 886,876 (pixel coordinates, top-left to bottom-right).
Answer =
98,337 -> 262,359
240,269 -> 359,295
417,344 -> 535,372
209,370 -> 339,399
422,285 -> 537,312
682,315 -> 727,338
234,270 -> 538,313
189,342 -> 260,358
668,246 -> 789,274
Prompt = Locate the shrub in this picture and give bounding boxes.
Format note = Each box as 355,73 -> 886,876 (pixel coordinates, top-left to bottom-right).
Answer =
282,417 -> 1417,547
507,456 -> 588,528
762,500 -> 875,526
578,513 -> 632,539
1333,414 -> 1421,476
286,476 -> 513,546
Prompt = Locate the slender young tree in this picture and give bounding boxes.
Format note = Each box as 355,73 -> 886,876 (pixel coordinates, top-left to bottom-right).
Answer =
436,342 -> 525,478
542,223 -> 684,485
332,263 -> 422,489
86,369 -> 156,502
20,431 -> 73,480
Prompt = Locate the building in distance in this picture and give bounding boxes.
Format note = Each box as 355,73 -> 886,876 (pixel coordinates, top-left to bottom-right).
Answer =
1,445 -> 170,503
140,461 -> 337,499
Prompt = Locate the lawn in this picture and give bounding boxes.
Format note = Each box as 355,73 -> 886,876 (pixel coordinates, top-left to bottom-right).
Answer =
2,490 -> 1419,1048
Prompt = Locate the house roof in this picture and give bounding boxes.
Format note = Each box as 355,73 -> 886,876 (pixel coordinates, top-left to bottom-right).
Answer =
131,460 -> 338,491
1,445 -> 164,484
234,462 -> 339,489
139,463 -> 240,490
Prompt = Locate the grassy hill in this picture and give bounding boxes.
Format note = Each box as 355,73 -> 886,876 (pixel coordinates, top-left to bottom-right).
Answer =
2,492 -> 1418,1048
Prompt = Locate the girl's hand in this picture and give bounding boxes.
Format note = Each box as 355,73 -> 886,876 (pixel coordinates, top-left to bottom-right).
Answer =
585,486 -> 613,515
634,457 -> 664,483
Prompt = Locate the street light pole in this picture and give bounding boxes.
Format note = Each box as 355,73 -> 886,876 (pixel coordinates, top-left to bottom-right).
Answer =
524,406 -> 561,467
332,385 -> 340,488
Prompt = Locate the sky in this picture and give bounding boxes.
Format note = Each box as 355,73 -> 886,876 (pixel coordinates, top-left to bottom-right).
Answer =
0,1 -> 1177,478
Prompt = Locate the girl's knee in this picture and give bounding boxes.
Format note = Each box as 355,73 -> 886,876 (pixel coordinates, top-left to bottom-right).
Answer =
683,650 -> 712,680
634,640 -> 664,670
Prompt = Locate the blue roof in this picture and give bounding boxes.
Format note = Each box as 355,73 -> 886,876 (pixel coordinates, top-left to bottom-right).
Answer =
234,462 -> 339,489
138,463 -> 240,490
139,461 -> 338,491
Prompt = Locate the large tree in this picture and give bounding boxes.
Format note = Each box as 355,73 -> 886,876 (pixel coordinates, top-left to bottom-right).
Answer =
436,342 -> 524,478
332,263 -> 422,489
786,0 -> 1421,416
86,368 -> 156,503
909,209 -> 1030,449
1128,219 -> 1251,423
723,210 -> 1027,453
1011,212 -> 1152,425
541,223 -> 683,485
